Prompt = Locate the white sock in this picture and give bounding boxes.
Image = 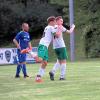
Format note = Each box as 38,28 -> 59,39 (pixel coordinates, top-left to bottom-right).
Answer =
52,60 -> 60,74
60,63 -> 66,78
38,67 -> 45,77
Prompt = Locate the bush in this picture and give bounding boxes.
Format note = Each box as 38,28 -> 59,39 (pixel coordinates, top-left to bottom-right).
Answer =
0,0 -> 63,45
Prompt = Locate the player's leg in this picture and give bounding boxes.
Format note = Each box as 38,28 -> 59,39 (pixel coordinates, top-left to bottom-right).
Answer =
59,47 -> 68,80
15,63 -> 22,78
22,63 -> 29,78
59,60 -> 66,80
20,53 -> 29,78
49,59 -> 60,80
35,44 -> 48,82
15,50 -> 22,78
49,48 -> 63,80
36,60 -> 47,82
52,59 -> 60,74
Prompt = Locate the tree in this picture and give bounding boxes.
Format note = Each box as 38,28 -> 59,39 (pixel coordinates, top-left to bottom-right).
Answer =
0,0 -> 64,46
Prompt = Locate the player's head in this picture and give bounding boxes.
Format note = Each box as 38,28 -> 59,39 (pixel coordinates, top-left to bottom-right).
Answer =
22,23 -> 29,32
47,16 -> 56,26
56,16 -> 63,25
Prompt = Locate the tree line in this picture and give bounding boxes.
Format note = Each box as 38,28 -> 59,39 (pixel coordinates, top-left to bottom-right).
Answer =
0,0 -> 64,44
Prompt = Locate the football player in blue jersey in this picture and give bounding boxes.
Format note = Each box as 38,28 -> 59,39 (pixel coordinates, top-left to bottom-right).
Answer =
13,23 -> 32,78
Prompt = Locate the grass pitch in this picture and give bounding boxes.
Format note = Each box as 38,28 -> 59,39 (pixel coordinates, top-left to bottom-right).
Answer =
0,60 -> 100,100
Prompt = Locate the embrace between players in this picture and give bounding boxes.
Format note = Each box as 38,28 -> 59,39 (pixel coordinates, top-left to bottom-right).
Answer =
13,16 -> 75,82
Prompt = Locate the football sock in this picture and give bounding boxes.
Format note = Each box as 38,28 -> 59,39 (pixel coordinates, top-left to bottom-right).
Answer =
16,64 -> 21,76
22,64 -> 27,76
52,60 -> 60,74
60,63 -> 66,78
38,67 -> 45,77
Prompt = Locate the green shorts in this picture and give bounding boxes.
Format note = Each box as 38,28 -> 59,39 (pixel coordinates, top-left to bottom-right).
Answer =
38,44 -> 48,61
55,47 -> 68,60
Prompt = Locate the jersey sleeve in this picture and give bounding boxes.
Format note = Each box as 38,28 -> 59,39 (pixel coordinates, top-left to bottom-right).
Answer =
62,26 -> 67,32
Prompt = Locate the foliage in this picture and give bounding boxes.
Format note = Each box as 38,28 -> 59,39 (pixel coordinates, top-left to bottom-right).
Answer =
0,0 -> 63,44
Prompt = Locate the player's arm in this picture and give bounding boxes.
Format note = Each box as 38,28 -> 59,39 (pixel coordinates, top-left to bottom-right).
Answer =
55,29 -> 62,38
13,38 -> 20,49
52,26 -> 62,38
66,24 -> 75,34
52,32 -> 61,38
28,42 -> 32,50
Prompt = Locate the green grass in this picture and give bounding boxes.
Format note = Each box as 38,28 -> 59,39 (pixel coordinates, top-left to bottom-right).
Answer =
0,60 -> 100,100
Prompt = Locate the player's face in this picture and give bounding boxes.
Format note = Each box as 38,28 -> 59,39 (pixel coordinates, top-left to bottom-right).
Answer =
53,20 -> 56,25
51,20 -> 56,26
57,18 -> 63,25
23,24 -> 29,32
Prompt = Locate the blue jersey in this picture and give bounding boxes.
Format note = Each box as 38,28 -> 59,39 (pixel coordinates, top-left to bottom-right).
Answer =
15,31 -> 30,50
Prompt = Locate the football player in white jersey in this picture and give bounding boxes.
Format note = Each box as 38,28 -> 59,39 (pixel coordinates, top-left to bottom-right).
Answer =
49,16 -> 75,80
35,16 -> 61,82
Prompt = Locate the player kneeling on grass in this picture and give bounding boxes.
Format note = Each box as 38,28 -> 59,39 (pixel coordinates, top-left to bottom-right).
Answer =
13,23 -> 32,78
35,16 -> 62,83
49,16 -> 75,80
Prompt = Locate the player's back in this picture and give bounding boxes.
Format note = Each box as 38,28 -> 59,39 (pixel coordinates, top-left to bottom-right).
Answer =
39,25 -> 55,48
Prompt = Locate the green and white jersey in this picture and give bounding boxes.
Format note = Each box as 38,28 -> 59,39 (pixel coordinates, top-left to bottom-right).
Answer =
39,25 -> 56,48
53,25 -> 67,49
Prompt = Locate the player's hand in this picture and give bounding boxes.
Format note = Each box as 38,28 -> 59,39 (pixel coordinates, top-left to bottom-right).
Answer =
55,32 -> 61,38
69,24 -> 75,33
21,48 -> 32,54
17,45 -> 21,52
71,24 -> 75,29
29,46 -> 32,51
17,45 -> 21,49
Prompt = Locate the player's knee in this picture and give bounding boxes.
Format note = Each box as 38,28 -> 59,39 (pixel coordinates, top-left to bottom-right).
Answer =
42,61 -> 48,68
35,57 -> 43,63
59,60 -> 66,64
20,62 -> 26,64
44,61 -> 48,66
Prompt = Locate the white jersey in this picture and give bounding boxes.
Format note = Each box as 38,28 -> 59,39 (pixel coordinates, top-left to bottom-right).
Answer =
39,25 -> 56,48
53,25 -> 67,49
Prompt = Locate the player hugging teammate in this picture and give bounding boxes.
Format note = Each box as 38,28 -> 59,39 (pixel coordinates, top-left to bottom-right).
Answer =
49,16 -> 75,81
13,16 -> 75,82
35,16 -> 75,82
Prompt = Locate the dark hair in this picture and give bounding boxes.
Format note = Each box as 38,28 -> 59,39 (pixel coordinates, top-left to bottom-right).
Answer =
47,16 -> 55,23
56,16 -> 62,21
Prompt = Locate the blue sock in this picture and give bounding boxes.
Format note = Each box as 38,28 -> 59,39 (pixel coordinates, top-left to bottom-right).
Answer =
22,64 -> 27,76
16,64 -> 21,76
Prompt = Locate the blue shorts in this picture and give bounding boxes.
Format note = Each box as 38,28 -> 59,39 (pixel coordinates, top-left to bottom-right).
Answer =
17,49 -> 26,63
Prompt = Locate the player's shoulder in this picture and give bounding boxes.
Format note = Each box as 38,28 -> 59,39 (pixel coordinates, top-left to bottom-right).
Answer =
16,31 -> 22,37
19,31 -> 29,35
46,25 -> 54,29
17,31 -> 23,35
44,25 -> 54,31
17,31 -> 27,37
